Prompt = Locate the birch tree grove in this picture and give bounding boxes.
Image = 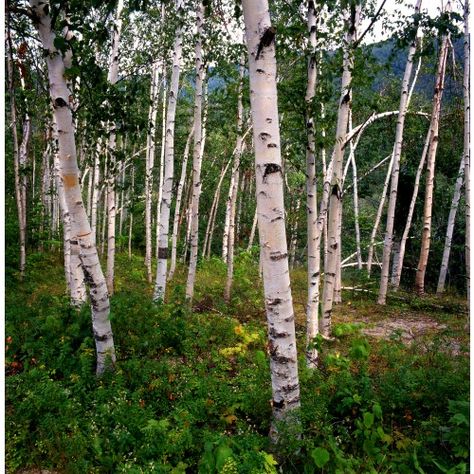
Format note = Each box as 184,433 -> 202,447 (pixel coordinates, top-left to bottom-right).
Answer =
154,0 -> 184,301
29,0 -> 115,374
242,0 -> 300,433
377,0 -> 422,305
6,0 -> 469,466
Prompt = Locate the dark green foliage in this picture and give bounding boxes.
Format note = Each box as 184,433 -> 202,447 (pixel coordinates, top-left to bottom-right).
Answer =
5,254 -> 469,473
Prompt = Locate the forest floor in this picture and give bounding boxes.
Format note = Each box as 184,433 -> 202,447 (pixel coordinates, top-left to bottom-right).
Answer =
5,251 -> 470,473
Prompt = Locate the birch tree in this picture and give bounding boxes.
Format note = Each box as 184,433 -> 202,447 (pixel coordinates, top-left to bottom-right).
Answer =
321,3 -> 360,338
30,0 -> 115,374
106,0 -> 124,295
377,0 -> 422,305
242,0 -> 300,435
415,22 -> 450,295
154,0 -> 184,301
437,156 -> 464,294
185,1 -> 205,301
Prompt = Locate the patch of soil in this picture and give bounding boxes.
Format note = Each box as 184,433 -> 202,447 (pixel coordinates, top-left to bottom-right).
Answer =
361,316 -> 447,343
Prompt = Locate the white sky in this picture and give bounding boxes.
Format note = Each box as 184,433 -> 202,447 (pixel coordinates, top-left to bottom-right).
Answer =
365,0 -> 464,44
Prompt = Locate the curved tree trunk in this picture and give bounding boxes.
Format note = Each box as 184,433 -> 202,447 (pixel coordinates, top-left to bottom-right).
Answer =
30,0 -> 115,375
242,0 -> 300,436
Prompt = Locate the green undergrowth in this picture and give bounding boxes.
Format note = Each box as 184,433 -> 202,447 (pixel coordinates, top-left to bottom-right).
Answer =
5,252 -> 469,473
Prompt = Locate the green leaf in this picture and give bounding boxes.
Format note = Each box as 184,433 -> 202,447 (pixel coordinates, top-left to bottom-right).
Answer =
363,412 -> 374,428
312,447 -> 330,468
215,445 -> 233,472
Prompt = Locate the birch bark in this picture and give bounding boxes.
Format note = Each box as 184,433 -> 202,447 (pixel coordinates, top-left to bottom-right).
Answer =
305,0 -> 320,367
145,61 -> 160,282
463,1 -> 470,304
185,1 -> 205,301
415,27 -> 450,295
378,0 -> 422,305
106,0 -> 124,295
30,0 -> 115,374
243,0 -> 300,434
437,156 -> 464,293
321,4 -> 360,338
169,122 -> 194,280
154,0 -> 184,301
224,59 -> 245,302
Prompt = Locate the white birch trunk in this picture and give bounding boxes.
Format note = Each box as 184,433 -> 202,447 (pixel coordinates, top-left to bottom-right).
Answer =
30,0 -> 115,374
377,0 -> 422,305
305,0 -> 320,367
106,0 -> 124,295
463,1 -> 470,304
169,122 -> 194,280
321,4 -> 360,338
437,155 -> 465,293
415,27 -> 450,295
243,0 -> 300,433
6,25 -> 26,277
224,59 -> 245,302
154,1 -> 184,301
185,2 -> 205,301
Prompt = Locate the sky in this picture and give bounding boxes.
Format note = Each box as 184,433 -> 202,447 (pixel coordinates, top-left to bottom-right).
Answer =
365,0 -> 464,44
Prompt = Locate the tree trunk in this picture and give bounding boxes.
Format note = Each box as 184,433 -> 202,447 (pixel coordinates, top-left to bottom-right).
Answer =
106,0 -> 124,295
463,1 -> 470,304
415,27 -> 450,295
145,61 -> 161,282
437,155 -> 464,294
6,21 -> 27,278
224,59 -> 245,302
242,0 -> 300,436
378,0 -> 422,305
321,4 -> 360,338
169,122 -> 194,280
154,1 -> 184,301
30,0 -> 115,375
247,206 -> 258,250
304,0 -> 320,367
185,1 -> 205,302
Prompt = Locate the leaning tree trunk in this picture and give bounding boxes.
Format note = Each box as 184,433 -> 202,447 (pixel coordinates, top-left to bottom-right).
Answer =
437,155 -> 465,294
168,122 -> 194,280
185,1 -> 205,302
106,0 -> 124,295
415,28 -> 449,295
30,0 -> 115,375
154,0 -> 184,301
242,0 -> 300,437
321,4 -> 360,338
145,61 -> 160,283
224,59 -> 245,302
463,1 -> 470,305
377,0 -> 422,305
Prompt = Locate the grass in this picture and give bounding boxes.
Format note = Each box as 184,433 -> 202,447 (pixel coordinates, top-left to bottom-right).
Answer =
5,250 -> 470,473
